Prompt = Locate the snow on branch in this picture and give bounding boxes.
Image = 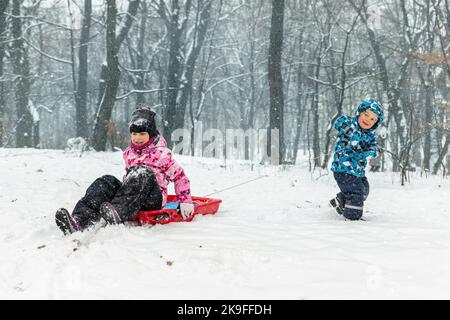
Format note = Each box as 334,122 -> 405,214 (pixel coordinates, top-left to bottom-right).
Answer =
22,37 -> 72,65
116,88 -> 166,100
6,13 -> 76,31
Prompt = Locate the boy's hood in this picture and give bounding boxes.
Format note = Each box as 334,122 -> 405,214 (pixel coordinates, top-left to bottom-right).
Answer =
353,98 -> 384,131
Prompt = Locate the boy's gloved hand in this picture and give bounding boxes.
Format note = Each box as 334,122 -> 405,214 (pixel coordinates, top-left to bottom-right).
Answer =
179,202 -> 195,220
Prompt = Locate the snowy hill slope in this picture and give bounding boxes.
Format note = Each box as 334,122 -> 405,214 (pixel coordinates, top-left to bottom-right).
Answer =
0,148 -> 449,299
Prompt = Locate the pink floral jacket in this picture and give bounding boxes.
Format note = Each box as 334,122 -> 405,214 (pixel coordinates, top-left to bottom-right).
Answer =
122,133 -> 192,207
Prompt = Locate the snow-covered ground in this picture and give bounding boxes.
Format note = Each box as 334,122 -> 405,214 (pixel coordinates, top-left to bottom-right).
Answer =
0,148 -> 449,299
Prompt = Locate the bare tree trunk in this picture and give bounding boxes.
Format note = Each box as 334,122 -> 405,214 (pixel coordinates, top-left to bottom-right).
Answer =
311,45 -> 321,168
33,119 -> 39,148
67,0 -> 77,119
421,68 -> 434,171
401,111 -> 415,185
75,0 -> 92,138
268,0 -> 285,164
163,0 -> 191,147
432,0 -> 449,174
420,0 -> 437,172
92,0 -> 119,151
306,105 -> 312,171
293,92 -> 307,164
292,32 -> 305,165
0,0 -> 9,145
11,0 -> 32,148
247,3 -> 261,131
190,0 -> 222,129
433,133 -> 449,175
135,0 -> 148,105
176,0 -> 212,134
91,0 -> 140,151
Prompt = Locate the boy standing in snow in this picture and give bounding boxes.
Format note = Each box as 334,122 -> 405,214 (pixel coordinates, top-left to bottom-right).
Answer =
55,104 -> 194,234
329,98 -> 384,221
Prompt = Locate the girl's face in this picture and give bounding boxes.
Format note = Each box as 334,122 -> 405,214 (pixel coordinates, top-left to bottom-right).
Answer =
131,132 -> 150,146
358,109 -> 378,130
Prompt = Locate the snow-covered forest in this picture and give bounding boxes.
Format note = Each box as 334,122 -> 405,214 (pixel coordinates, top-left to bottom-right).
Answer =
0,0 -> 448,175
0,0 -> 450,300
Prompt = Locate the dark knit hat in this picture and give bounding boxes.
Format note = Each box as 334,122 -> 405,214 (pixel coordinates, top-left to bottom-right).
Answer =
129,104 -> 158,138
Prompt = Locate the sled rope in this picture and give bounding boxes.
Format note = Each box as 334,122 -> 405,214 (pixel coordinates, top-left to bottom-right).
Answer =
203,174 -> 269,197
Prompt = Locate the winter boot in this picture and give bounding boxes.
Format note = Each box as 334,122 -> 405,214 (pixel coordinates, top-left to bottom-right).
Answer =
343,204 -> 363,220
100,202 -> 123,225
329,197 -> 344,215
55,208 -> 82,235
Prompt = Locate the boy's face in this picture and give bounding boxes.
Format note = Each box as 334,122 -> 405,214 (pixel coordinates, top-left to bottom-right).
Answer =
131,132 -> 150,146
358,109 -> 378,130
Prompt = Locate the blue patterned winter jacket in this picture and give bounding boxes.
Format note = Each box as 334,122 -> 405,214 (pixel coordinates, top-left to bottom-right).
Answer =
331,99 -> 384,177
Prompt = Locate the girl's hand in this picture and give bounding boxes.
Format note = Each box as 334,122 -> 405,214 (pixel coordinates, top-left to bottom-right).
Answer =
179,203 -> 195,220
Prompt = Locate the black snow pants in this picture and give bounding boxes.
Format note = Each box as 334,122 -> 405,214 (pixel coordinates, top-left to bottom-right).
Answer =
333,171 -> 370,220
72,165 -> 162,229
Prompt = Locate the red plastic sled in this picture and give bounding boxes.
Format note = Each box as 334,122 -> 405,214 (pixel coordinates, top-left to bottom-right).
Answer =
132,195 -> 222,226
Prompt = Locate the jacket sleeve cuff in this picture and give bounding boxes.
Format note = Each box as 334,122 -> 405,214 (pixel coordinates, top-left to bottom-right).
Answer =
363,150 -> 377,158
178,195 -> 193,204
